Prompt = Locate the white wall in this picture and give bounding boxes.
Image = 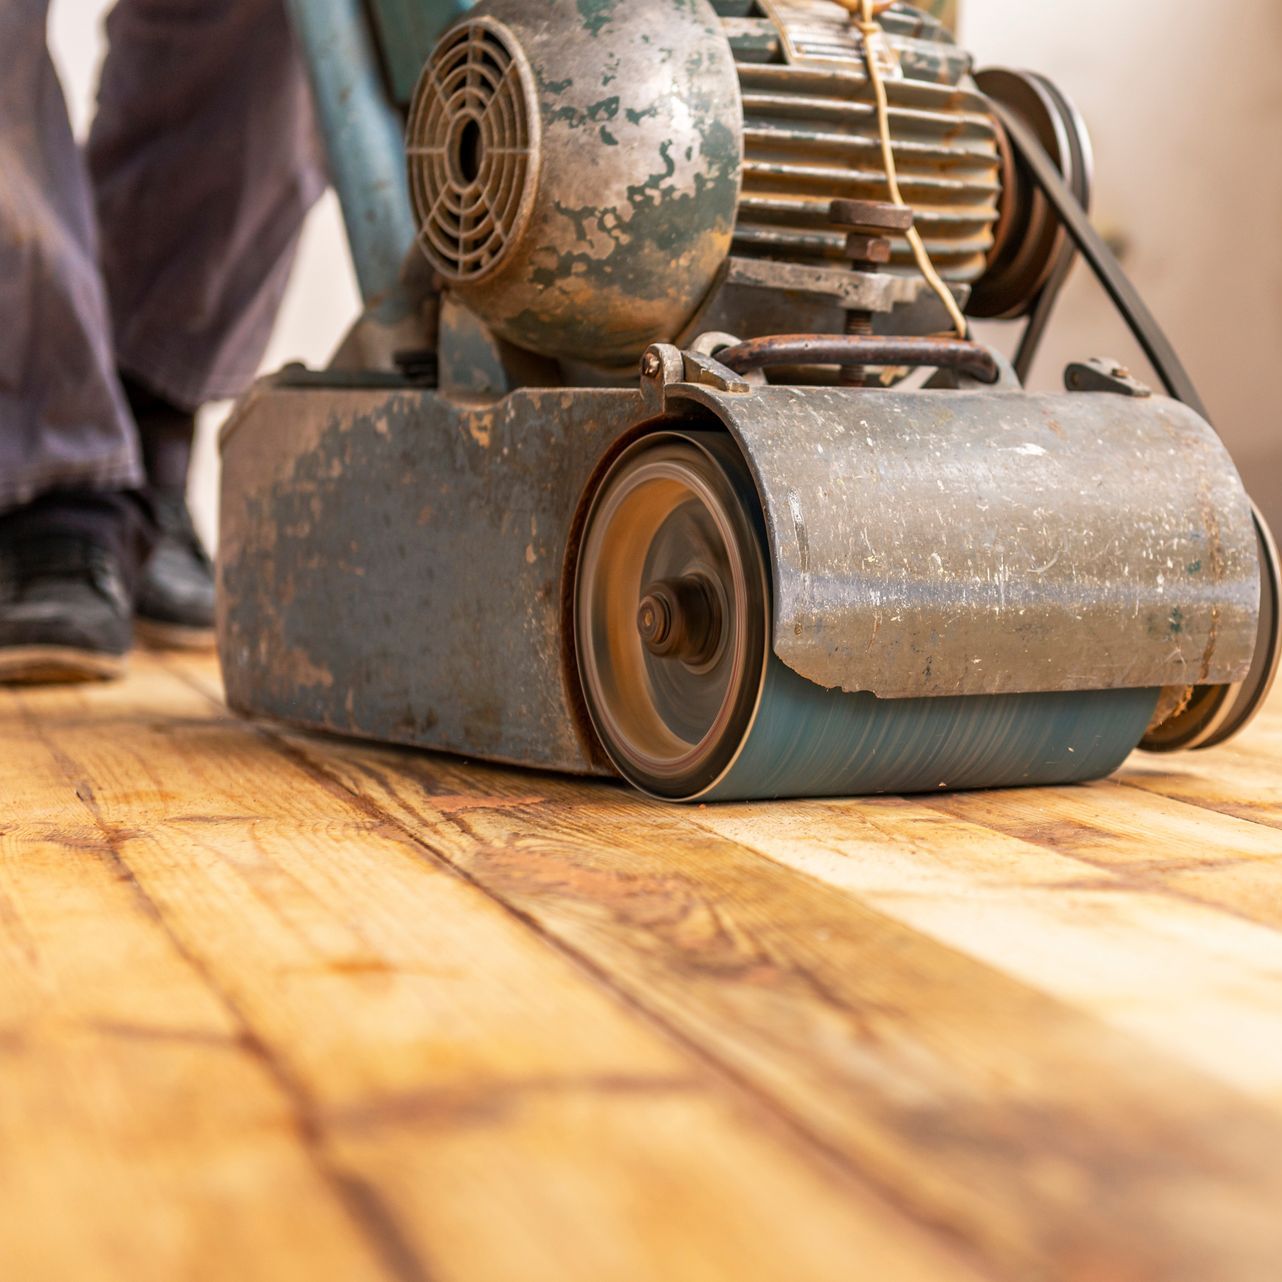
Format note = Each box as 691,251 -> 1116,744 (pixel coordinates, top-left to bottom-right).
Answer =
49,1 -> 1282,538
960,0 -> 1282,528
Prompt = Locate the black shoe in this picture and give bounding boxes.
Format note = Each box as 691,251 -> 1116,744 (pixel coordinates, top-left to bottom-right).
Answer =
0,534 -> 133,684
135,491 -> 215,650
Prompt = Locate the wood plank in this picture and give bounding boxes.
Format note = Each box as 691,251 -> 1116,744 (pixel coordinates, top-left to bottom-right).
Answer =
180,655 -> 1282,1060
280,730 -> 1282,1282
0,654 -> 215,738
686,788 -> 1282,1099
0,682 -> 390,1282
1120,742 -> 1282,830
1112,689 -> 1282,828
924,777 -> 1282,929
6,659 -> 986,1282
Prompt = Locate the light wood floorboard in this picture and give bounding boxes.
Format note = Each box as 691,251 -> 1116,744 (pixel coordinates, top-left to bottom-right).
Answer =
4,650 -> 1282,1282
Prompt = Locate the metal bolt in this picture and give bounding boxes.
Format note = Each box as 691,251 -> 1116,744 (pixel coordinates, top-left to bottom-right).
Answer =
637,592 -> 672,649
638,577 -> 721,665
641,351 -> 662,379
829,198 -> 913,388
830,198 -> 914,238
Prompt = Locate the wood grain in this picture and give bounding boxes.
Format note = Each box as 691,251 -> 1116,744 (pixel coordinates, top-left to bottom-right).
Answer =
288,729 -> 1282,1282
7,649 -> 1282,1282
2,659 -> 985,1282
685,786 -> 1282,1096
0,676 -> 389,1282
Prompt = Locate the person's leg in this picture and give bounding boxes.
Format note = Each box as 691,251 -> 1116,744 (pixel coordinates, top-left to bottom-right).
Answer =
91,0 -> 326,417
0,0 -> 150,682
87,0 -> 327,646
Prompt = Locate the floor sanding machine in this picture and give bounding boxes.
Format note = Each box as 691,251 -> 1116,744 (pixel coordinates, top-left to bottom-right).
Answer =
218,0 -> 1281,800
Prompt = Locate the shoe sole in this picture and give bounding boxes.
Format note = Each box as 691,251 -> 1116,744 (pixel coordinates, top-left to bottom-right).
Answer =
135,618 -> 217,652
0,647 -> 127,685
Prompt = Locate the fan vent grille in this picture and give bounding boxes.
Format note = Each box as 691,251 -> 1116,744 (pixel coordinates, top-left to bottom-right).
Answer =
407,19 -> 537,283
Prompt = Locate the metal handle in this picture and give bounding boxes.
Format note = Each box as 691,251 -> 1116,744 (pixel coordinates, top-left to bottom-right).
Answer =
714,335 -> 1001,385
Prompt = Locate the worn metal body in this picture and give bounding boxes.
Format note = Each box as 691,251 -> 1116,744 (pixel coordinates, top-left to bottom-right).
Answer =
219,380 -> 630,774
219,0 -> 1275,800
397,0 -> 994,374
699,0 -> 998,351
219,371 -> 1258,771
727,3 -> 999,282
681,384 -> 1258,699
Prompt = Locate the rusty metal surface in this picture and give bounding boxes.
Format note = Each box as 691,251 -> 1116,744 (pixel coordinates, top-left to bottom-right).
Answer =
718,255 -> 922,311
1142,505 -> 1282,753
716,334 -> 999,382
672,384 -> 1261,699
408,0 -> 742,367
218,382 -> 641,775
830,197 -> 905,385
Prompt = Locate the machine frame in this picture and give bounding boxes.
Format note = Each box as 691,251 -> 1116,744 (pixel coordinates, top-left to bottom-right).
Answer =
217,0 -> 1278,801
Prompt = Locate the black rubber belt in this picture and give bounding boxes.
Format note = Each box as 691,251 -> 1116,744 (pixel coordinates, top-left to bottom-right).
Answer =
1009,73 -> 1093,384
991,100 -> 1212,424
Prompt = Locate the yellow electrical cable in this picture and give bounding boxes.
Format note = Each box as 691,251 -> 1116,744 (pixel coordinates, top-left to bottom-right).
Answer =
835,0 -> 969,338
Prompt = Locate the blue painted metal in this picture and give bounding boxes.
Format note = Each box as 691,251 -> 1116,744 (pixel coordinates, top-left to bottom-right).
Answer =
283,0 -> 420,302
367,0 -> 476,104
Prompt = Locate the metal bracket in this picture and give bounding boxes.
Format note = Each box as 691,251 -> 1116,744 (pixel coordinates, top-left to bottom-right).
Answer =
682,352 -> 752,394
723,256 -> 922,314
640,343 -> 750,414
1065,357 -> 1153,398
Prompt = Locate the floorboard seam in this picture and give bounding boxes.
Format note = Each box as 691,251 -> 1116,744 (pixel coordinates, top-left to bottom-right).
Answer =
1115,775 -> 1282,832
178,698 -> 1011,1277
159,655 -> 1282,1278
899,789 -> 1282,934
14,687 -> 440,1282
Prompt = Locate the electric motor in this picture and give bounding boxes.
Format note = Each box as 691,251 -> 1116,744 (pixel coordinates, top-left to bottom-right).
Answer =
406,0 -> 742,366
405,0 -> 1050,368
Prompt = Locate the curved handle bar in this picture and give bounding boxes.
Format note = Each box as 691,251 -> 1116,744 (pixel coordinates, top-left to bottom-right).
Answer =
713,335 -> 1001,385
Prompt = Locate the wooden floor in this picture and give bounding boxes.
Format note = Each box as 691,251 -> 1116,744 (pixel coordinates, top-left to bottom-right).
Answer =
4,652 -> 1282,1282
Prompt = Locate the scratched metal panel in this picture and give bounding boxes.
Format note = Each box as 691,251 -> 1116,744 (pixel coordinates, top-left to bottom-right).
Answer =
218,383 -> 640,774
688,386 -> 1260,698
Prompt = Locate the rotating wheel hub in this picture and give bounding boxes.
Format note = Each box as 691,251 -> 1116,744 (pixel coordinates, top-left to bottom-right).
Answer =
637,576 -> 723,666
574,432 -> 768,800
